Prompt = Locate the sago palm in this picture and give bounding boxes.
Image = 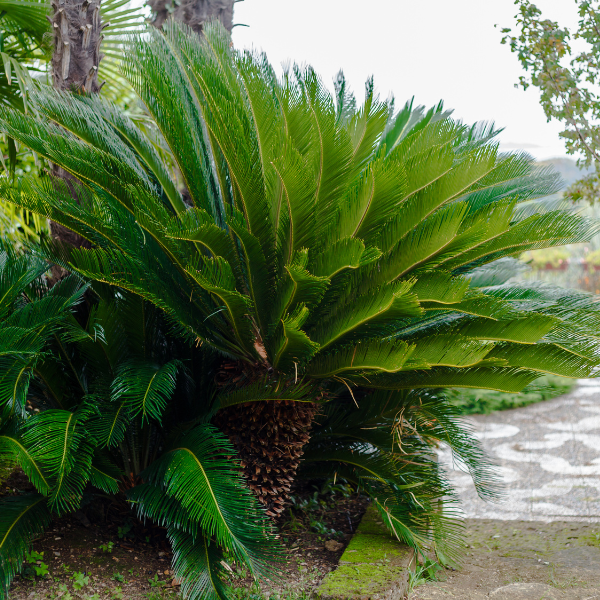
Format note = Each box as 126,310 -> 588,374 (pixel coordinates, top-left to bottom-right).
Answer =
0,274 -> 278,599
1,19 -> 600,597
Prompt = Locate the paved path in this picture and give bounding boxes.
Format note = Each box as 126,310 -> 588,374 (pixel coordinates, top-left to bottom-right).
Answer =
440,380 -> 600,522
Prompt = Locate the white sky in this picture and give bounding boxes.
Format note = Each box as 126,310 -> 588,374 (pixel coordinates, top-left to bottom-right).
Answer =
232,0 -> 581,161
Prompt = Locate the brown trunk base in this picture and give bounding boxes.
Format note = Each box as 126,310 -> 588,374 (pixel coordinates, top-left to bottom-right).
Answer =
214,400 -> 318,517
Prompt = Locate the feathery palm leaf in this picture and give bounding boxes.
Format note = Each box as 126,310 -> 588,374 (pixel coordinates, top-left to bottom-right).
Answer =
0,494 -> 52,597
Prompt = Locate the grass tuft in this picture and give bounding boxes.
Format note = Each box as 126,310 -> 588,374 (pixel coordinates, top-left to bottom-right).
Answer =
447,375 -> 576,415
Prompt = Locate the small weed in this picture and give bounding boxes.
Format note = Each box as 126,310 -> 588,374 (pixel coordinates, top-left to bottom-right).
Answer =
99,541 -> 114,554
72,571 -> 90,590
55,584 -> 73,600
149,573 -> 166,588
112,571 -> 125,583
48,584 -> 72,600
225,584 -> 266,600
85,594 -> 101,600
546,563 -> 582,589
117,519 -> 134,540
406,557 -> 443,594
421,557 -> 443,580
111,586 -> 124,600
284,481 -> 353,538
23,550 -> 49,579
309,519 -> 343,539
227,585 -> 312,600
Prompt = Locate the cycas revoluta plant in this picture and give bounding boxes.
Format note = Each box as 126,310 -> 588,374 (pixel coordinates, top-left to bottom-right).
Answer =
1,19 -> 600,597
0,274 -> 278,599
0,242 -> 87,593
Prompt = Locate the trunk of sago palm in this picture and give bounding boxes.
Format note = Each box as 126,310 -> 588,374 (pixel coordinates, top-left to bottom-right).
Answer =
148,0 -> 235,34
49,0 -> 104,277
214,399 -> 318,518
212,361 -> 320,518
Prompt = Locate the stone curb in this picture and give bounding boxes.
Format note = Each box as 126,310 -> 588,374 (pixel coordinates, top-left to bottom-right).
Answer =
317,506 -> 416,600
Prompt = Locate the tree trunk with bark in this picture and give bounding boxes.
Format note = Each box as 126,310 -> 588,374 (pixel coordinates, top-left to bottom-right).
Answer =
214,400 -> 318,518
48,0 -> 105,278
212,360 -> 322,518
148,0 -> 235,35
50,0 -> 105,94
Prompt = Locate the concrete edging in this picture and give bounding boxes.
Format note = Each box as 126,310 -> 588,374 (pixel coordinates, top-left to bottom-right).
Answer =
317,506 -> 416,600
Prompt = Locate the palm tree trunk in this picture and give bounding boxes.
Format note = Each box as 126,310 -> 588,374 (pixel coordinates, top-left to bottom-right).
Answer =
148,0 -> 235,34
50,0 -> 105,94
48,0 -> 105,279
214,400 -> 318,518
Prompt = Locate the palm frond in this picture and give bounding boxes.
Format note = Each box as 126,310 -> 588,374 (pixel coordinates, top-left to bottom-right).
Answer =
132,425 -> 280,577
0,494 -> 52,596
23,410 -> 93,514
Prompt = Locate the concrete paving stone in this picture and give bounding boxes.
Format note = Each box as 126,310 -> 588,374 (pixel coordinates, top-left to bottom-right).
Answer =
446,381 -> 600,521
488,583 -> 565,599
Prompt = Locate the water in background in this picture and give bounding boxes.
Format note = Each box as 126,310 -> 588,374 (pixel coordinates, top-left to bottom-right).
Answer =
522,264 -> 600,295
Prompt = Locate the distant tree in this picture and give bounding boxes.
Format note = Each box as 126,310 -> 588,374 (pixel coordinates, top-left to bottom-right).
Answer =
501,0 -> 600,203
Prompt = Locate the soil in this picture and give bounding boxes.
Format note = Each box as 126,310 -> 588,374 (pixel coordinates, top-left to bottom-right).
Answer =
411,519 -> 600,600
10,464 -> 600,600
3,471 -> 369,600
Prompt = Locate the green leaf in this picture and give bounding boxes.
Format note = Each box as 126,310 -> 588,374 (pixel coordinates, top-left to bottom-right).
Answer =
23,410 -> 93,514
312,281 -> 422,350
0,494 -> 52,596
112,360 -> 181,425
272,306 -> 320,371
0,432 -> 49,495
7,136 -> 16,179
215,379 -> 314,410
132,425 -> 279,578
168,528 -> 229,600
89,454 -> 122,495
310,238 -> 380,278
308,340 -> 414,378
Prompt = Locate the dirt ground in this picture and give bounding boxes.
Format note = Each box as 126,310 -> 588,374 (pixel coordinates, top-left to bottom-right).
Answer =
5,474 -> 369,600
8,462 -> 600,600
411,519 -> 600,600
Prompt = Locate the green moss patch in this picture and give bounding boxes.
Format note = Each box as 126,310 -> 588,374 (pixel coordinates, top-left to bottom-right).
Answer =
317,506 -> 414,599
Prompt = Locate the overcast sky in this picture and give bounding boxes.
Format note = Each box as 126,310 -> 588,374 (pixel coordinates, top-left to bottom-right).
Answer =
232,0 -> 581,161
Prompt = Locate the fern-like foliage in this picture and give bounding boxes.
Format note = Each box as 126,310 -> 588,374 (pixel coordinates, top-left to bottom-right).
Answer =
0,270 -> 278,597
299,389 -> 501,564
0,243 -> 84,596
1,19 -> 600,597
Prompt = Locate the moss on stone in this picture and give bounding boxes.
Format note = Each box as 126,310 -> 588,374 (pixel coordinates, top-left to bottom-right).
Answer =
316,506 -> 413,599
318,562 -> 406,597
340,533 -> 411,565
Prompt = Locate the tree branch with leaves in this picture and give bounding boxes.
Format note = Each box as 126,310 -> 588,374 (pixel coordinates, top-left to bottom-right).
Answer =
501,0 -> 600,203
